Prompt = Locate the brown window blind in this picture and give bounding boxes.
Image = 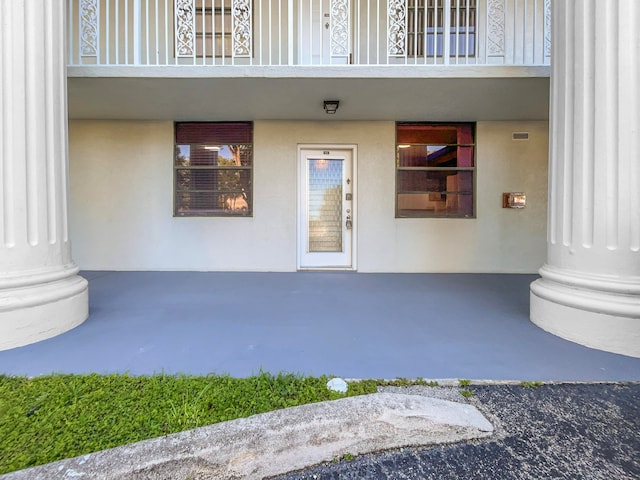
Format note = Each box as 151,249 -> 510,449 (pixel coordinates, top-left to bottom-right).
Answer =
397,123 -> 473,145
174,122 -> 253,217
175,122 -> 252,144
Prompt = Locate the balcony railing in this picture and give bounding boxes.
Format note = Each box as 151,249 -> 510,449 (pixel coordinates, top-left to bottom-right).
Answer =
69,0 -> 550,67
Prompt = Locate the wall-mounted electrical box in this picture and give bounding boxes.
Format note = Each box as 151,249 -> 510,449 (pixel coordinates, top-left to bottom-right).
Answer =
503,192 -> 526,208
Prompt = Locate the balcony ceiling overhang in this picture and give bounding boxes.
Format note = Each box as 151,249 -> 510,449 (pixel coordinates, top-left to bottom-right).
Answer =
67,66 -> 550,121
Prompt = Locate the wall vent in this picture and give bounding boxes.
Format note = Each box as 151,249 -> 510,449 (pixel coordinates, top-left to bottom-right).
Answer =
512,132 -> 529,140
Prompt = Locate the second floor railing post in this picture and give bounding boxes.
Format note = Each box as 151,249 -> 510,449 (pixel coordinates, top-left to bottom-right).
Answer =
288,0 -> 294,65
133,0 -> 141,64
443,0 -> 451,64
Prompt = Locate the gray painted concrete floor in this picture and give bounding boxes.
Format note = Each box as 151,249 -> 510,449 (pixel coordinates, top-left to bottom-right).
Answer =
1,271 -> 639,380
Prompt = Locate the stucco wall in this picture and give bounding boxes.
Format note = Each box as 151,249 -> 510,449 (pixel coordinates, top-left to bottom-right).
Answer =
69,119 -> 548,272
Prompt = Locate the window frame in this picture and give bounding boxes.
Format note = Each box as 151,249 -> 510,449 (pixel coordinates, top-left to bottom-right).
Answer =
405,0 -> 477,58
174,122 -> 254,218
192,0 -> 254,58
194,4 -> 232,58
395,122 -> 476,219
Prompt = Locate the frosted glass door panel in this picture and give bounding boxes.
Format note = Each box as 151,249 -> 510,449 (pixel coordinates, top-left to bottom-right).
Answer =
298,148 -> 354,270
308,159 -> 344,253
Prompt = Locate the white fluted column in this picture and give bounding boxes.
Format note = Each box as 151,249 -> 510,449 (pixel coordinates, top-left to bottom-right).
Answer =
0,0 -> 88,350
530,0 -> 640,357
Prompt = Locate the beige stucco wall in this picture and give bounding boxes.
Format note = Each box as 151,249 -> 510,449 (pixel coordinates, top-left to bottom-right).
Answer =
69,120 -> 296,271
69,119 -> 548,272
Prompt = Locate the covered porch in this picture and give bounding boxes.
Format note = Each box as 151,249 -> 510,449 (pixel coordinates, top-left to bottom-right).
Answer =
1,271 -> 639,381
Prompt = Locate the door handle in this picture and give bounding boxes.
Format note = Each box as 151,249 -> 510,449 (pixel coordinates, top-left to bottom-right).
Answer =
345,215 -> 352,230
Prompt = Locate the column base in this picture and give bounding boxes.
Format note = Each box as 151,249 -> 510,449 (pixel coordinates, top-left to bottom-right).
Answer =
530,266 -> 640,358
0,269 -> 89,351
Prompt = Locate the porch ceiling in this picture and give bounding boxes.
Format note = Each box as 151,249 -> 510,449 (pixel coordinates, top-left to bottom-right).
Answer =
67,66 -> 550,121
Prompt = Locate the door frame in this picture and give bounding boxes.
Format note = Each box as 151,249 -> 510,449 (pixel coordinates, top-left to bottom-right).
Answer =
297,144 -> 358,271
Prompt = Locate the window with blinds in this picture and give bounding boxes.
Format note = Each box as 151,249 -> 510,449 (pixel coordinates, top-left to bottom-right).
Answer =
194,1 -> 232,57
406,0 -> 476,57
396,123 -> 475,218
174,122 -> 253,217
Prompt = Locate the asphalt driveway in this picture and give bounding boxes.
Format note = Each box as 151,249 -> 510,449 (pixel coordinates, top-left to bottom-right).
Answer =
277,383 -> 640,480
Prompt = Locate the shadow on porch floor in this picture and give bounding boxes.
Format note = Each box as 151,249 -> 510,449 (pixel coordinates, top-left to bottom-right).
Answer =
1,271 -> 639,381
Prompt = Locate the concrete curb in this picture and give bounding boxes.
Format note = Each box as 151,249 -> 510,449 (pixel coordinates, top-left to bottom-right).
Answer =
3,393 -> 493,480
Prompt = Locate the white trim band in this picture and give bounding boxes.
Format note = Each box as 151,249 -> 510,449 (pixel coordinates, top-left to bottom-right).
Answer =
538,264 -> 640,296
530,277 -> 640,319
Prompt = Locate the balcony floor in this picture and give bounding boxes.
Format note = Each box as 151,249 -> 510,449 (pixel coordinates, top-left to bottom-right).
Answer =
1,271 -> 639,380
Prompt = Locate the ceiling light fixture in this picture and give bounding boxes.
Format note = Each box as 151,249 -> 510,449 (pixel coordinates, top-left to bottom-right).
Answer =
323,100 -> 340,114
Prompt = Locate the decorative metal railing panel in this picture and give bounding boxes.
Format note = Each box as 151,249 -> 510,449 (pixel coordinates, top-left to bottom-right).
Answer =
487,0 -> 505,56
232,0 -> 252,57
79,0 -> 98,57
175,0 -> 194,57
387,0 -> 407,56
67,0 -> 550,67
330,0 -> 350,60
544,0 -> 551,58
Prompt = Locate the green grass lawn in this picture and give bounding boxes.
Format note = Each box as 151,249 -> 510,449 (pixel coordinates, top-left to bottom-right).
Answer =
0,372 -> 378,475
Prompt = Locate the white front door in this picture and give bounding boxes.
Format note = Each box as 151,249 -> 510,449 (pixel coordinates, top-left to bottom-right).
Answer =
298,147 -> 356,269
